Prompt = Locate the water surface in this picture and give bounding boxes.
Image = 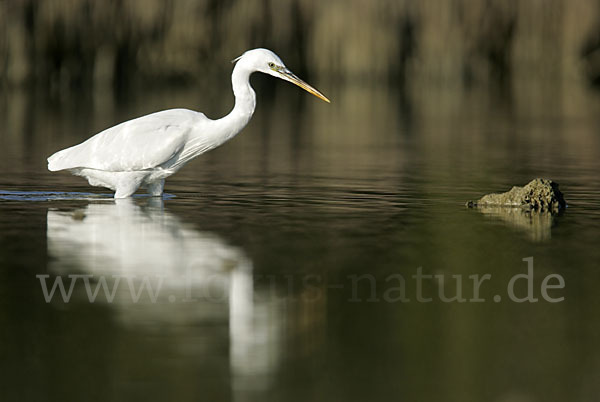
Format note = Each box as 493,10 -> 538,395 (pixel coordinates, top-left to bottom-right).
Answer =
1,83 -> 599,401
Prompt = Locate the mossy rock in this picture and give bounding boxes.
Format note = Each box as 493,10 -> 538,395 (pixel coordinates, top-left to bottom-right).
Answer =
466,178 -> 566,212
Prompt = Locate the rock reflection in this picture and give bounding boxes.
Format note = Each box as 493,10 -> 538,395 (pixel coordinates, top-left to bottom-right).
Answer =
475,206 -> 556,241
46,198 -> 284,394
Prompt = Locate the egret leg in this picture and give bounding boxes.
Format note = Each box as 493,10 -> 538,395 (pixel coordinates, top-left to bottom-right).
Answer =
114,186 -> 138,199
114,173 -> 145,198
147,180 -> 165,197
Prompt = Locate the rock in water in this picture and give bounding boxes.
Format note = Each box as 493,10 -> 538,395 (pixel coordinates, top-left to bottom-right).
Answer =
466,178 -> 566,212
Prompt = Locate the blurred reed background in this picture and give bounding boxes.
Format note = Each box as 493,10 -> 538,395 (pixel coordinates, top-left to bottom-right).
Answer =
1,0 -> 600,194
2,0 -> 600,93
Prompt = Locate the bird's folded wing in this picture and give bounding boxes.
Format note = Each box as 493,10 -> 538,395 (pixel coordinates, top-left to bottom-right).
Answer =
48,109 -> 202,172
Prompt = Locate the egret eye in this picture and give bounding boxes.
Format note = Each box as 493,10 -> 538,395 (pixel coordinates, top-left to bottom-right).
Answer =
268,62 -> 276,69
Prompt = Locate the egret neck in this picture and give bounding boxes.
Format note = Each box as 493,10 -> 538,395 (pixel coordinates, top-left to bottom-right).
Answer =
212,61 -> 257,144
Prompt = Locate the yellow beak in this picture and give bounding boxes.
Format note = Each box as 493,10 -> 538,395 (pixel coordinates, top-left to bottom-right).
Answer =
276,67 -> 330,103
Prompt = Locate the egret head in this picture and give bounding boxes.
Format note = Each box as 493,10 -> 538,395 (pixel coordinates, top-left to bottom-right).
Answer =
233,48 -> 330,103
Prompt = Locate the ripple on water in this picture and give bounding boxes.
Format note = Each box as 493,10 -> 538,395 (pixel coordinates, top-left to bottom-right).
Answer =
0,190 -> 176,202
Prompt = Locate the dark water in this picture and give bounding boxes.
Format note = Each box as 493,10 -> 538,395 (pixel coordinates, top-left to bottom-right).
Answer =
1,82 -> 600,402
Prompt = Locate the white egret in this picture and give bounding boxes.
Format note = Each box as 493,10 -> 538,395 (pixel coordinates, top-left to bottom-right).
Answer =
47,48 -> 329,198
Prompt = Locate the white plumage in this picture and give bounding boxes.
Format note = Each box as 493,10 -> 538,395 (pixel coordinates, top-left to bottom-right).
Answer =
47,48 -> 329,198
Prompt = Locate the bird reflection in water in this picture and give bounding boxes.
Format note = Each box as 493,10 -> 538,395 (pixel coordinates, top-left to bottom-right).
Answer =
46,198 -> 281,390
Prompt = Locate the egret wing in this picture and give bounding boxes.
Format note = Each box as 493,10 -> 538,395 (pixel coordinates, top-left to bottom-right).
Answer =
48,109 -> 206,172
